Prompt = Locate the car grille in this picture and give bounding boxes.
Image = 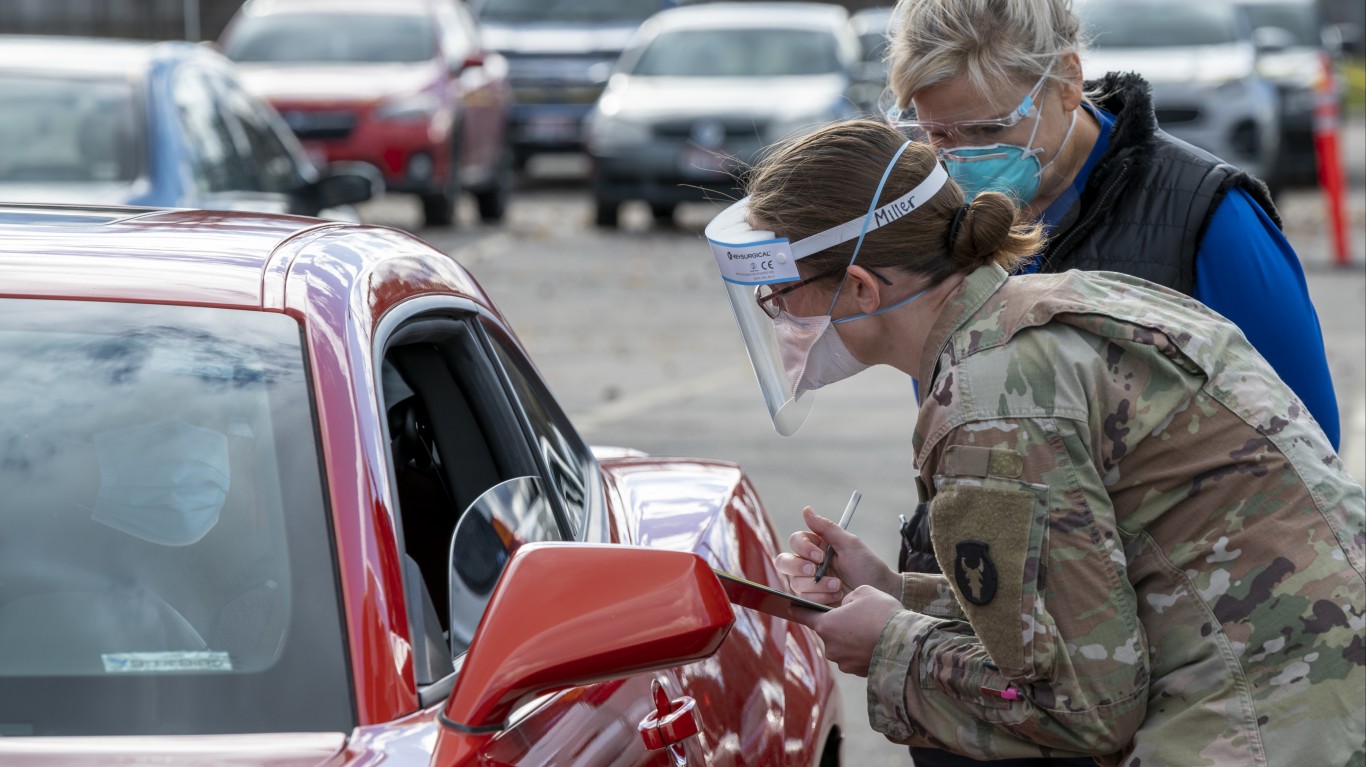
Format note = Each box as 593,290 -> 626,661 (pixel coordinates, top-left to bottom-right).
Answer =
280,109 -> 358,141
1154,107 -> 1201,125
511,84 -> 603,105
652,119 -> 770,143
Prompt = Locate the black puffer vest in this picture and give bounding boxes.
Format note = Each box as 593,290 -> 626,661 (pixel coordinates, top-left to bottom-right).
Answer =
1039,71 -> 1281,289
899,71 -> 1282,574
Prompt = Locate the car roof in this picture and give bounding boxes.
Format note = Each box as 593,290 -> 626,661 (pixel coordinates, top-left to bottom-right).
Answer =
0,206 -> 338,309
0,35 -> 206,78
647,2 -> 850,30
850,6 -> 894,33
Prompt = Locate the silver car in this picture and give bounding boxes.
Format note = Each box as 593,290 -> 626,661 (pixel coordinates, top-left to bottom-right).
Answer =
1077,0 -> 1281,187
1239,0 -> 1342,187
584,2 -> 861,228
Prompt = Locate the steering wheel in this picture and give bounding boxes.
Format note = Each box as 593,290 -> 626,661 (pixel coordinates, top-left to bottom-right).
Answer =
0,559 -> 207,672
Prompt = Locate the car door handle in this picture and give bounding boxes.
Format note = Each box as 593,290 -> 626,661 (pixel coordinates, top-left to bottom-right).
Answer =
638,679 -> 701,751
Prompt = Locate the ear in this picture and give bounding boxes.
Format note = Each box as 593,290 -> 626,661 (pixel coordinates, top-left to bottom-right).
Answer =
843,265 -> 885,315
1057,51 -> 1084,112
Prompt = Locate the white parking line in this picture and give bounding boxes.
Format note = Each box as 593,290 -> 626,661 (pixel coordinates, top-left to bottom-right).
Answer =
573,367 -> 747,432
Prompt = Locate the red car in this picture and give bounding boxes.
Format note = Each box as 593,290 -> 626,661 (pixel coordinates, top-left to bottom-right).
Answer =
0,204 -> 842,766
220,0 -> 514,228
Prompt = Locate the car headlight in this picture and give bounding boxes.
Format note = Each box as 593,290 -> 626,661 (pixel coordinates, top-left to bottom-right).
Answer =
375,92 -> 440,123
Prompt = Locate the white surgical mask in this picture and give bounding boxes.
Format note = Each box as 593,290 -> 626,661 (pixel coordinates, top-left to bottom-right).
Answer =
775,281 -> 931,396
774,311 -> 870,397
91,418 -> 231,546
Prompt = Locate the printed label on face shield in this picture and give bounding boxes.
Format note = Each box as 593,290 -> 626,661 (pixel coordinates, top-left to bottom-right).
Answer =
710,238 -> 800,285
102,651 -> 234,674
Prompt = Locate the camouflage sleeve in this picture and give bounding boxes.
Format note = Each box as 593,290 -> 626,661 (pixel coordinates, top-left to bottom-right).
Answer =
900,572 -> 966,620
866,417 -> 1149,759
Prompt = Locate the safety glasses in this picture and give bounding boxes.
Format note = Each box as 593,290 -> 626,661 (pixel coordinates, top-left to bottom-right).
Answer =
878,67 -> 1051,149
753,266 -> 894,319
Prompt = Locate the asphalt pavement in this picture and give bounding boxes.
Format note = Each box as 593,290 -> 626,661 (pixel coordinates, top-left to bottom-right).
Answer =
357,115 -> 1366,766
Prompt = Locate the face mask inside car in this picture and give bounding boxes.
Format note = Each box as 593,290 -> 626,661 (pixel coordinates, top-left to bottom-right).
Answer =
90,417 -> 231,546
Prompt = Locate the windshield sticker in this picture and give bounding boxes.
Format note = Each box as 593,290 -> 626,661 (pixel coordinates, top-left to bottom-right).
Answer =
711,238 -> 800,286
102,651 -> 233,674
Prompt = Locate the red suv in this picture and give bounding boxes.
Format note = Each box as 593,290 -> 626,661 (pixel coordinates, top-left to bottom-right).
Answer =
221,0 -> 513,227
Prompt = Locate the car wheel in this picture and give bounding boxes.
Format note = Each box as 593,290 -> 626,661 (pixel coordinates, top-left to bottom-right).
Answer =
475,148 -> 515,224
649,202 -> 676,227
421,144 -> 461,228
594,198 -> 619,229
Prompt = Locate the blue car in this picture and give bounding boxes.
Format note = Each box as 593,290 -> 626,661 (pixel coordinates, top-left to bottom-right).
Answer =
0,36 -> 376,220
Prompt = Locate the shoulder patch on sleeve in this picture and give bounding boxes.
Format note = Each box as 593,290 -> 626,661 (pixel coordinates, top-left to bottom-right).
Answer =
943,445 -> 1024,479
929,481 -> 1048,676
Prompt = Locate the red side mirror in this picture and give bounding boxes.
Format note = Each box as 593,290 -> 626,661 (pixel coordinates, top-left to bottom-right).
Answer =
441,543 -> 734,731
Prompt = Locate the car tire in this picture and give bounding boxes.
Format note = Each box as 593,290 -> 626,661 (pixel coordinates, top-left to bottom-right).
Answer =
649,202 -> 676,227
421,142 -> 461,228
594,199 -> 619,229
475,148 -> 515,224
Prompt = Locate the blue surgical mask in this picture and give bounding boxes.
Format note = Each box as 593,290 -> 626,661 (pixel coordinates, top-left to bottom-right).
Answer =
943,99 -> 1077,204
91,418 -> 231,546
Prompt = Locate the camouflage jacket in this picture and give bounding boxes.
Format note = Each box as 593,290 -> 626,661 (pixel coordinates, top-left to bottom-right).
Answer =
868,264 -> 1365,766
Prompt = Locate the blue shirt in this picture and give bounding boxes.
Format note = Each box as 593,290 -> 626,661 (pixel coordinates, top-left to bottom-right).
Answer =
1030,107 -> 1341,448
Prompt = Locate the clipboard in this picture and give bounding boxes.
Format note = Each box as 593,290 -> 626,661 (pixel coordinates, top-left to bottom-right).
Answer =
713,569 -> 831,620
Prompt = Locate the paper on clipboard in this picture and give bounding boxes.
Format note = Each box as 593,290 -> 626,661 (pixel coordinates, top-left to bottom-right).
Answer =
713,569 -> 831,620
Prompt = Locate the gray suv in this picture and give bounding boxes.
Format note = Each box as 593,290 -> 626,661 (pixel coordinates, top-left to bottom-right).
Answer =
471,0 -> 674,168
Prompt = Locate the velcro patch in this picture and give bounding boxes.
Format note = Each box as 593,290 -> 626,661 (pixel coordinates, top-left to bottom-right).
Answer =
943,445 -> 1024,479
929,482 -> 1044,676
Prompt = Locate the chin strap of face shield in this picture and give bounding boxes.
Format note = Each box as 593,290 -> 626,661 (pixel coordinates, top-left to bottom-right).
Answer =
780,142 -> 948,314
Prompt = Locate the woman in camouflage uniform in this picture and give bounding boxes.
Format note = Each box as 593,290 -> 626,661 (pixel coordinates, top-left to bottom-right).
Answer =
724,120 -> 1365,766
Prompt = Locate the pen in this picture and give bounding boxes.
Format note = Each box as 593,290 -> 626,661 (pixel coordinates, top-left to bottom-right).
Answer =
814,490 -> 861,583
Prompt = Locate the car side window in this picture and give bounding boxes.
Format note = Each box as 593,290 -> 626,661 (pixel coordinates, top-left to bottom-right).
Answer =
484,324 -> 593,539
213,75 -> 307,194
171,68 -> 253,193
377,316 -> 568,688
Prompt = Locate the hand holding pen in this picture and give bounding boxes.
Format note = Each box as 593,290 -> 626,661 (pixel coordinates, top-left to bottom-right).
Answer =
773,494 -> 902,607
814,490 -> 861,582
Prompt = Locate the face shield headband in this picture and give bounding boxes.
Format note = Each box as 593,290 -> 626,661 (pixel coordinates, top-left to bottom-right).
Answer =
705,142 -> 949,435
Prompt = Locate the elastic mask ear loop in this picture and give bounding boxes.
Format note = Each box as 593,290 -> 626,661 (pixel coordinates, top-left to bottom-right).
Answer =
1020,88 -> 1049,162
826,139 -> 914,315
1034,106 -> 1078,181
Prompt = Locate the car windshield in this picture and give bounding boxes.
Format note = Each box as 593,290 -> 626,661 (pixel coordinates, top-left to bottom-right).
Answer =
224,13 -> 436,63
0,75 -> 140,184
630,28 -> 841,77
0,300 -> 352,736
477,0 -> 662,24
1081,2 -> 1242,47
1240,3 -> 1322,46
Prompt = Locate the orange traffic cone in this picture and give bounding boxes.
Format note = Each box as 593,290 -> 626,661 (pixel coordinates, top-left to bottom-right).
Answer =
1312,52 -> 1352,267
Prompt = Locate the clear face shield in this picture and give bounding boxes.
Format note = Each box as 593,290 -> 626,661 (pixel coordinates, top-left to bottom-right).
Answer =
706,155 -> 948,436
